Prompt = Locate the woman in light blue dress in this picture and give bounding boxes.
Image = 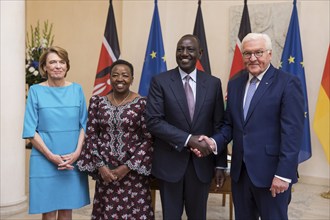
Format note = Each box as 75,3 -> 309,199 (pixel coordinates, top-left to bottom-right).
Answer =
23,46 -> 90,220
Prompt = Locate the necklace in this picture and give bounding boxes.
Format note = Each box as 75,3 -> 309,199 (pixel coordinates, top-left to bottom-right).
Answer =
113,91 -> 131,106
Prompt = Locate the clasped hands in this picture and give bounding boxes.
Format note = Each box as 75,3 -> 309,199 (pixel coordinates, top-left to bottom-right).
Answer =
99,164 -> 130,184
188,135 -> 226,189
188,135 -> 215,157
51,152 -> 78,170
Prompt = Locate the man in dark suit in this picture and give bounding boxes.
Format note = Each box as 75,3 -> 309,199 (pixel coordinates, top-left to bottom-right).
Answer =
146,34 -> 227,220
199,33 -> 305,220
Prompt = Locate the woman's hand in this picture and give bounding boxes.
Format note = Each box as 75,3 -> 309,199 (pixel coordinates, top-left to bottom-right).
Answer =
29,133 -> 74,170
98,166 -> 118,183
47,153 -> 74,170
112,165 -> 130,181
58,151 -> 81,170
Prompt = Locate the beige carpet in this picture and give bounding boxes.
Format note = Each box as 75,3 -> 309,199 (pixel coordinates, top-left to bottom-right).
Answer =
3,181 -> 329,220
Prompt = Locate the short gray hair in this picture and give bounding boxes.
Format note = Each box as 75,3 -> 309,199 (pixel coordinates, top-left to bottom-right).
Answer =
241,33 -> 272,51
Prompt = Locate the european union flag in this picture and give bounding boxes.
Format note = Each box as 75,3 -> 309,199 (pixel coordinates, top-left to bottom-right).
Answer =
139,0 -> 167,97
280,0 -> 311,163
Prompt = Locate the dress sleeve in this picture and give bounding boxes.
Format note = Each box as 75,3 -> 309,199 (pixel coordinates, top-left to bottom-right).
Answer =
78,85 -> 87,131
125,98 -> 154,176
77,95 -> 105,179
22,86 -> 38,139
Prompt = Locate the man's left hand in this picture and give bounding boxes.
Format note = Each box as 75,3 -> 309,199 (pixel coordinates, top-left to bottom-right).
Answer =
270,176 -> 289,197
214,168 -> 226,191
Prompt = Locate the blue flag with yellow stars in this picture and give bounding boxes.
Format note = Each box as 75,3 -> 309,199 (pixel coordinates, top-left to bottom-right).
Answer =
280,0 -> 311,163
139,0 -> 167,97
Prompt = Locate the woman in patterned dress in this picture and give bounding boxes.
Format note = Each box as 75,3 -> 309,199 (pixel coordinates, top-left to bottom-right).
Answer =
77,60 -> 154,220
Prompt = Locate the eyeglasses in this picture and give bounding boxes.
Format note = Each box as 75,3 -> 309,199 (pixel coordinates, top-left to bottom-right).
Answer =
242,50 -> 269,59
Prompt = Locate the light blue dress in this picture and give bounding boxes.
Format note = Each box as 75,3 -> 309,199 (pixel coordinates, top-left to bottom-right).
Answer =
23,83 -> 90,214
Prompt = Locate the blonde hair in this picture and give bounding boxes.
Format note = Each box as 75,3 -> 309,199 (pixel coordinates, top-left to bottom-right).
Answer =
39,46 -> 70,78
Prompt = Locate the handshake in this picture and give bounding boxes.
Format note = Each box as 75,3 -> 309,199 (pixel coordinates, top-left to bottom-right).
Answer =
188,135 -> 216,157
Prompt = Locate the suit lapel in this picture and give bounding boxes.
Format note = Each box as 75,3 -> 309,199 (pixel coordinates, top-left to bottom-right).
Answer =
192,71 -> 207,125
244,65 -> 275,124
238,72 -> 249,124
169,68 -> 192,125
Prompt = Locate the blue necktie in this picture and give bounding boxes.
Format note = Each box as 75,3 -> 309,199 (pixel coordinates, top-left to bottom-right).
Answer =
184,75 -> 195,120
243,77 -> 258,120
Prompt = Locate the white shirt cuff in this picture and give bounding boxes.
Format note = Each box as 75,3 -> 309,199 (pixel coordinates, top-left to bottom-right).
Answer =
184,134 -> 192,147
275,175 -> 292,183
210,138 -> 218,155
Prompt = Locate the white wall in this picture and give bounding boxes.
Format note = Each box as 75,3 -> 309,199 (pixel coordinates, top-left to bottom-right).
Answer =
298,1 -> 329,180
1,0 -> 27,215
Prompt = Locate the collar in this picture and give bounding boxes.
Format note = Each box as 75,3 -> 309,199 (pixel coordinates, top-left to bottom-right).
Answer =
179,67 -> 197,82
248,64 -> 270,82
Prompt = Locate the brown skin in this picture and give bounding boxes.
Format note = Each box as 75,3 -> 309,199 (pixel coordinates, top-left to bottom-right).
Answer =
214,168 -> 226,191
176,35 -> 202,74
176,35 -> 226,187
176,36 -> 213,156
188,135 -> 213,157
192,135 -> 226,189
98,63 -> 136,183
109,64 -> 133,100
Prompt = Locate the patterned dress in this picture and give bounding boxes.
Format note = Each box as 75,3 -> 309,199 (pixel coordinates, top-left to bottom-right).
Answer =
77,95 -> 154,220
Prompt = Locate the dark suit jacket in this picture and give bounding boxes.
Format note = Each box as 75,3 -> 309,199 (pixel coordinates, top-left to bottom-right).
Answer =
146,68 -> 226,183
213,64 -> 304,187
